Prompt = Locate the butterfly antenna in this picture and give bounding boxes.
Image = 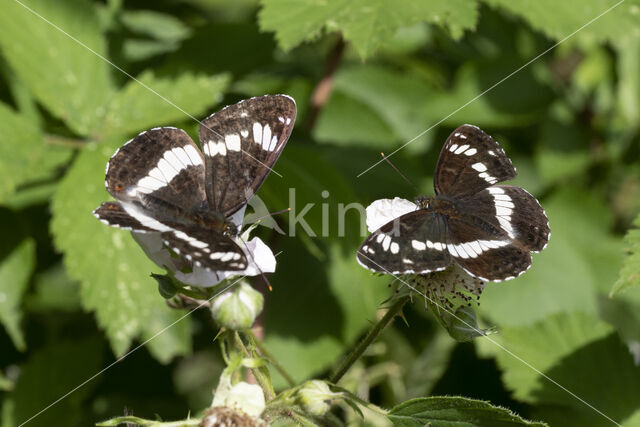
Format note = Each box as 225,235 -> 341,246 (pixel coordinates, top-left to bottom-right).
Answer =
250,208 -> 291,224
380,152 -> 419,192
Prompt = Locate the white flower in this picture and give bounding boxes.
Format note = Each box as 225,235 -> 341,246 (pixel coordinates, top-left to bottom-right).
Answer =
365,197 -> 417,232
131,205 -> 276,288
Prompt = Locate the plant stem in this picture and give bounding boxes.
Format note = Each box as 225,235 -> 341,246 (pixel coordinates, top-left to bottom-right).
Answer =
307,37 -> 346,130
329,295 -> 410,384
233,331 -> 276,400
247,330 -> 296,387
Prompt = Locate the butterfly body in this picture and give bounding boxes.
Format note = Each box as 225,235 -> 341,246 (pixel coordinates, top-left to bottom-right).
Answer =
358,125 -> 549,282
94,94 -> 296,272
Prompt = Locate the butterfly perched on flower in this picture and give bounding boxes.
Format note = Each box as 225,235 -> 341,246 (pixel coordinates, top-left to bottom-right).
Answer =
357,125 -> 549,282
94,95 -> 296,278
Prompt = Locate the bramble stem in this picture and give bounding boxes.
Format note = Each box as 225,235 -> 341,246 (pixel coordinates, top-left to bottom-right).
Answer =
329,295 -> 410,384
247,330 -> 296,387
233,331 -> 275,400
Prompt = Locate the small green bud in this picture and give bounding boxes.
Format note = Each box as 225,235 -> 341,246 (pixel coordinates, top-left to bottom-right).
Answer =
210,281 -> 264,330
297,380 -> 334,417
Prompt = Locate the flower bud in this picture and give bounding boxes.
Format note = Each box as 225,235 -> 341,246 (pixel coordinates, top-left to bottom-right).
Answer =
210,281 -> 264,330
296,380 -> 334,417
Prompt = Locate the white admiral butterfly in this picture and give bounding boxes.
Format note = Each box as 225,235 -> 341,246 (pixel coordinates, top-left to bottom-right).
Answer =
94,94 -> 296,272
357,125 -> 550,282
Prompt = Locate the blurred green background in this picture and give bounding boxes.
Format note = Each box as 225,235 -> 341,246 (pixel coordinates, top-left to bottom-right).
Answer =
1,0 -> 640,425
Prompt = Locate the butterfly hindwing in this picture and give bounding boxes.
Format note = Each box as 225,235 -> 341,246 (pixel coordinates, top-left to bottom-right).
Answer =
106,127 -> 207,212
434,125 -> 516,198
199,94 -> 296,217
357,210 -> 451,275
455,185 -> 550,253
161,224 -> 248,272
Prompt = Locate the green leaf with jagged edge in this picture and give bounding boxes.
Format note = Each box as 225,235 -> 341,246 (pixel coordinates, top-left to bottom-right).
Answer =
0,102 -> 71,204
611,213 -> 640,296
476,312 -> 640,425
100,71 -> 230,137
0,0 -> 113,136
2,339 -> 103,427
387,396 -> 547,426
485,0 -> 640,45
0,208 -> 35,352
258,0 -> 479,59
50,139 -> 190,361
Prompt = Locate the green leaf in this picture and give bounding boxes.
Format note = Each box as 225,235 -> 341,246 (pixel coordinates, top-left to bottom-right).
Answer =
0,102 -> 70,203
0,208 -> 35,351
616,37 -> 640,126
120,10 -> 192,42
25,264 -> 81,313
0,0 -> 113,136
4,339 -> 103,427
314,92 -> 397,148
611,213 -> 640,296
479,312 -> 640,424
258,0 -> 479,59
50,140 -> 191,361
323,65 -> 436,150
100,71 -> 230,137
387,396 -> 547,426
484,0 -> 640,46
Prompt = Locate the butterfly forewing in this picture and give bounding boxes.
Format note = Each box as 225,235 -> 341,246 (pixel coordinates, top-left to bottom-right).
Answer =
199,94 -> 296,217
106,127 -> 207,212
434,125 -> 516,198
357,210 -> 451,275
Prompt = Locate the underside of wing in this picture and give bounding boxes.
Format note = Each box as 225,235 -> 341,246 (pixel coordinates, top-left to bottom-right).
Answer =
357,210 -> 451,275
106,127 -> 207,213
93,201 -> 171,233
161,225 -> 248,272
199,94 -> 296,217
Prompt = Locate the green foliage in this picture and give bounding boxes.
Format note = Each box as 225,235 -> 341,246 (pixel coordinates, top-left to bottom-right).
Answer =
258,0 -> 479,58
0,0 -> 113,136
2,340 -> 103,427
0,0 -> 639,425
485,0 -> 640,45
478,312 -> 640,425
612,213 -> 640,295
0,102 -> 70,203
387,396 -> 547,426
0,209 -> 35,351
100,71 -> 230,137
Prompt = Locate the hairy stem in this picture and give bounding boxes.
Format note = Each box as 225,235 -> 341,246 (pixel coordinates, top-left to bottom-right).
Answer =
329,295 -> 410,384
247,330 -> 296,387
233,331 -> 275,400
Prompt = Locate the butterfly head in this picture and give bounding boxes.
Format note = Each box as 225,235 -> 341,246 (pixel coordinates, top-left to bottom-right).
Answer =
221,220 -> 238,237
414,195 -> 433,209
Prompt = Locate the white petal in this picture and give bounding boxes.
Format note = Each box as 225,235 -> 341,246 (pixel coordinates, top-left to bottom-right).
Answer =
365,197 -> 417,232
